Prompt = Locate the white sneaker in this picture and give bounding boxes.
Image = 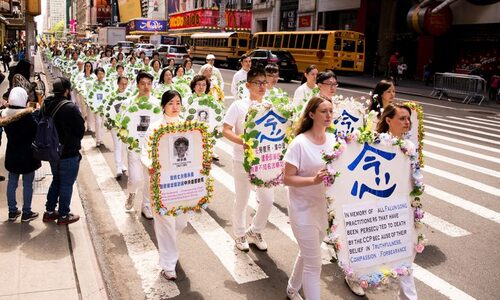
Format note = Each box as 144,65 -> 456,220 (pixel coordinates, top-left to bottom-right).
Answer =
246,229 -> 268,251
345,277 -> 366,296
125,193 -> 135,210
161,270 -> 177,281
141,206 -> 153,220
235,236 -> 249,252
286,285 -> 303,300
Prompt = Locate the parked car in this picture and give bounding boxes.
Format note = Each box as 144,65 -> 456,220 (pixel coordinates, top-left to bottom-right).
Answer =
113,41 -> 134,55
134,43 -> 155,57
156,44 -> 189,65
246,49 -> 298,82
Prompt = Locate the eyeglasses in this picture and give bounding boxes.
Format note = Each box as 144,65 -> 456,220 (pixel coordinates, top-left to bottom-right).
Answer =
249,81 -> 268,87
320,82 -> 339,87
195,83 -> 207,87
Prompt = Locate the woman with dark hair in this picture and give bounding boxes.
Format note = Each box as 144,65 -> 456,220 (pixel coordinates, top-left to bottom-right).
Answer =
76,61 -> 97,132
316,71 -> 338,102
293,65 -> 318,108
140,90 -> 187,281
368,79 -> 395,117
283,96 -> 335,299
154,68 -> 190,99
150,59 -> 162,85
183,58 -> 195,81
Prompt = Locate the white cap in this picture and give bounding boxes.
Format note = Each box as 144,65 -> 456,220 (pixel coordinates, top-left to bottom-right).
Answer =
206,54 -> 215,60
8,87 -> 28,107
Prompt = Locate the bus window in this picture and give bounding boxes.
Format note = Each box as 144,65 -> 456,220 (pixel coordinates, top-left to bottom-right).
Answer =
231,38 -> 237,47
283,34 -> 289,48
303,34 -> 311,49
289,34 -> 297,49
296,34 -> 304,49
334,38 -> 341,51
342,40 -> 355,52
274,35 -> 282,48
311,34 -> 319,49
319,34 -> 328,49
239,38 -> 247,47
257,35 -> 263,47
357,40 -> 364,53
268,35 -> 275,48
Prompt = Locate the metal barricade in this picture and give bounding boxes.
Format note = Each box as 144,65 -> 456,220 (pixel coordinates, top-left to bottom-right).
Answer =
431,72 -> 487,105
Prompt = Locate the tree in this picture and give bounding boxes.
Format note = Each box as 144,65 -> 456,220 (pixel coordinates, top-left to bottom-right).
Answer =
49,20 -> 66,39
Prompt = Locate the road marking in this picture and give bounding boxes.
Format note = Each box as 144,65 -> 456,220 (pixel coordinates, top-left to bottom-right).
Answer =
425,120 -> 500,139
425,185 -> 500,224
423,151 -> 500,178
425,125 -> 500,146
445,116 -> 500,128
425,133 -> 500,155
466,116 -> 500,125
421,212 -> 470,237
188,210 -> 269,284
426,116 -> 500,130
423,166 -> 500,197
82,137 -> 180,298
425,140 -> 500,164
486,116 -> 500,120
412,264 -> 476,300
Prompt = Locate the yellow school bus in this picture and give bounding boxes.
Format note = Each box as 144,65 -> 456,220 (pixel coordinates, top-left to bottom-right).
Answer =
251,30 -> 365,74
190,32 -> 251,69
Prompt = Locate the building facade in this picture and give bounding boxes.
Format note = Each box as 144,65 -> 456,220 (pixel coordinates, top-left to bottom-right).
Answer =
47,0 -> 66,29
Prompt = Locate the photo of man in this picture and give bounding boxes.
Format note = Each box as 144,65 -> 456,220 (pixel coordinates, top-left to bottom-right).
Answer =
197,109 -> 209,122
174,137 -> 189,161
169,134 -> 194,168
137,115 -> 150,131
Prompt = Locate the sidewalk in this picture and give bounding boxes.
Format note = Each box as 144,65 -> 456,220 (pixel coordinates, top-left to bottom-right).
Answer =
0,52 -> 107,299
337,73 -> 500,110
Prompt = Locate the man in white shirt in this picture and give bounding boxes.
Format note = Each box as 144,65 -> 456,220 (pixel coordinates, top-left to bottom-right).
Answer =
230,54 -> 252,101
205,54 -> 224,88
223,68 -> 274,252
264,63 -> 288,99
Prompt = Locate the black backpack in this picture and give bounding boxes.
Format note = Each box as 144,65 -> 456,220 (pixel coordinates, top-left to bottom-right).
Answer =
32,100 -> 71,161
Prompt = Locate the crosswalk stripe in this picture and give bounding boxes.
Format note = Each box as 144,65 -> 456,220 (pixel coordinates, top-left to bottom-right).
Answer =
426,132 -> 500,154
486,116 -> 500,121
423,151 -> 500,178
425,185 -> 500,224
466,116 -> 500,125
425,140 -> 500,163
426,116 -> 499,130
446,116 -> 500,128
421,213 -> 471,237
412,264 -> 475,300
425,125 -> 500,146
189,210 -> 269,284
425,120 -> 500,139
424,166 -> 500,197
82,136 -> 180,298
211,164 -> 333,265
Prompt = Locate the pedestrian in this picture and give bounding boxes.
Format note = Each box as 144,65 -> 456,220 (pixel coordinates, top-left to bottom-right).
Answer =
1,48 -> 11,72
198,64 -> 223,101
223,68 -> 274,252
283,96 -> 336,300
488,74 -> 499,103
368,79 -> 396,117
88,67 -> 107,147
204,54 -> 224,89
389,52 -> 399,84
166,58 -> 176,72
292,65 -> 318,108
264,63 -> 287,99
231,54 -> 252,101
183,58 -> 195,82
0,87 -> 41,222
423,59 -> 434,86
141,90 -> 187,281
42,77 -> 85,225
316,71 -> 338,102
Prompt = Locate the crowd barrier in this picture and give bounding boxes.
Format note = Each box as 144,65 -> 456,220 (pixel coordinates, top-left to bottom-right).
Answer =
431,72 -> 487,105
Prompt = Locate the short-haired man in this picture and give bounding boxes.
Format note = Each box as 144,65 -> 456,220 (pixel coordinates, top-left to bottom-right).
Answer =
223,68 -> 274,252
42,77 -> 85,225
204,54 -> 224,89
231,54 -> 251,101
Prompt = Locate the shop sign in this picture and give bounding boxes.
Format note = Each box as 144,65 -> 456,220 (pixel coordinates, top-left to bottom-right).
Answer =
128,19 -> 167,32
299,15 -> 311,27
169,8 -> 251,30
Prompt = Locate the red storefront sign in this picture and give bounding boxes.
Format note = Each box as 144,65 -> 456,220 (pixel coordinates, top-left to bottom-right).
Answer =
298,15 -> 311,27
169,8 -> 252,31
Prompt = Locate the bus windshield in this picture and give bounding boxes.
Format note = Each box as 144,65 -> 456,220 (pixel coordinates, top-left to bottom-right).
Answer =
342,39 -> 356,52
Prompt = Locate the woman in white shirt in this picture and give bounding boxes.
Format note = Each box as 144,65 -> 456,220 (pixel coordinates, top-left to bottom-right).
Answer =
292,65 -> 318,107
141,89 -> 187,281
283,96 -> 335,300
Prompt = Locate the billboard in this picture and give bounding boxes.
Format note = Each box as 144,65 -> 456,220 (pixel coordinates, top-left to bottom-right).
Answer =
118,0 -> 142,23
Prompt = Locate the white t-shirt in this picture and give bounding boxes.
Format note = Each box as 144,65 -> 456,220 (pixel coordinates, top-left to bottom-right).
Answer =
231,69 -> 249,100
292,83 -> 316,107
283,132 -> 336,230
223,97 -> 256,162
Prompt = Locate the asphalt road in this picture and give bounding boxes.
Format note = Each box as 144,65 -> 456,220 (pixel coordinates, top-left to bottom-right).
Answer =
77,66 -> 500,300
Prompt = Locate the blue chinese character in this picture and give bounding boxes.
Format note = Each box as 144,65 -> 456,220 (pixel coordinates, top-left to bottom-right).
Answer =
254,110 -> 287,143
348,143 -> 397,199
334,110 -> 359,134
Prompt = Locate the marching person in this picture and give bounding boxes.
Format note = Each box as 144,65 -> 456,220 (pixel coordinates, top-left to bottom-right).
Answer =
368,79 -> 396,117
283,96 -> 335,300
231,54 -> 252,101
204,54 -> 224,89
141,90 -> 187,281
316,71 -> 338,103
223,68 -> 274,252
292,65 -> 318,108
0,87 -> 41,222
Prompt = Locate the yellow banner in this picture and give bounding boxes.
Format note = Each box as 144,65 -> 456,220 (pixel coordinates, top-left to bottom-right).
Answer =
118,0 -> 142,23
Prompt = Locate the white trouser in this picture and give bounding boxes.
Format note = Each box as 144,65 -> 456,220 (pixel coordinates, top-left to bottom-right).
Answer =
399,274 -> 418,300
288,223 -> 324,300
95,114 -> 103,143
87,105 -> 95,132
127,151 -> 143,195
111,129 -> 127,174
153,212 -> 188,272
142,166 -> 152,209
232,161 -> 274,237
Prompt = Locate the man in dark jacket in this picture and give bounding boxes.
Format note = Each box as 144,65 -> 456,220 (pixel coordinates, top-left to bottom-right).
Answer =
42,77 -> 85,225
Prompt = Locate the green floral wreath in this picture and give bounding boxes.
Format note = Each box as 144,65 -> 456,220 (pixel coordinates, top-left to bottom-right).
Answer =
149,121 -> 215,216
101,89 -> 135,129
294,87 -> 320,115
242,102 -> 294,187
87,82 -> 112,113
403,101 -> 425,166
184,94 -> 225,138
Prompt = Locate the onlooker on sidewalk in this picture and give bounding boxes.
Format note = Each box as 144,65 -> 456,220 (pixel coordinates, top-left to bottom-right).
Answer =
1,48 -> 11,72
0,87 -> 41,222
488,74 -> 499,103
388,52 -> 399,84
42,77 -> 85,225
423,60 -> 434,86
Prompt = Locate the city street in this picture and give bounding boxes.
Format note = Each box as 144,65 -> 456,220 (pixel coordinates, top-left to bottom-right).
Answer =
63,67 -> 500,299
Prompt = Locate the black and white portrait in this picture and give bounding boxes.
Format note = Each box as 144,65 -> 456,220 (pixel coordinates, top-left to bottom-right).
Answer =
196,109 -> 209,122
137,115 -> 150,132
